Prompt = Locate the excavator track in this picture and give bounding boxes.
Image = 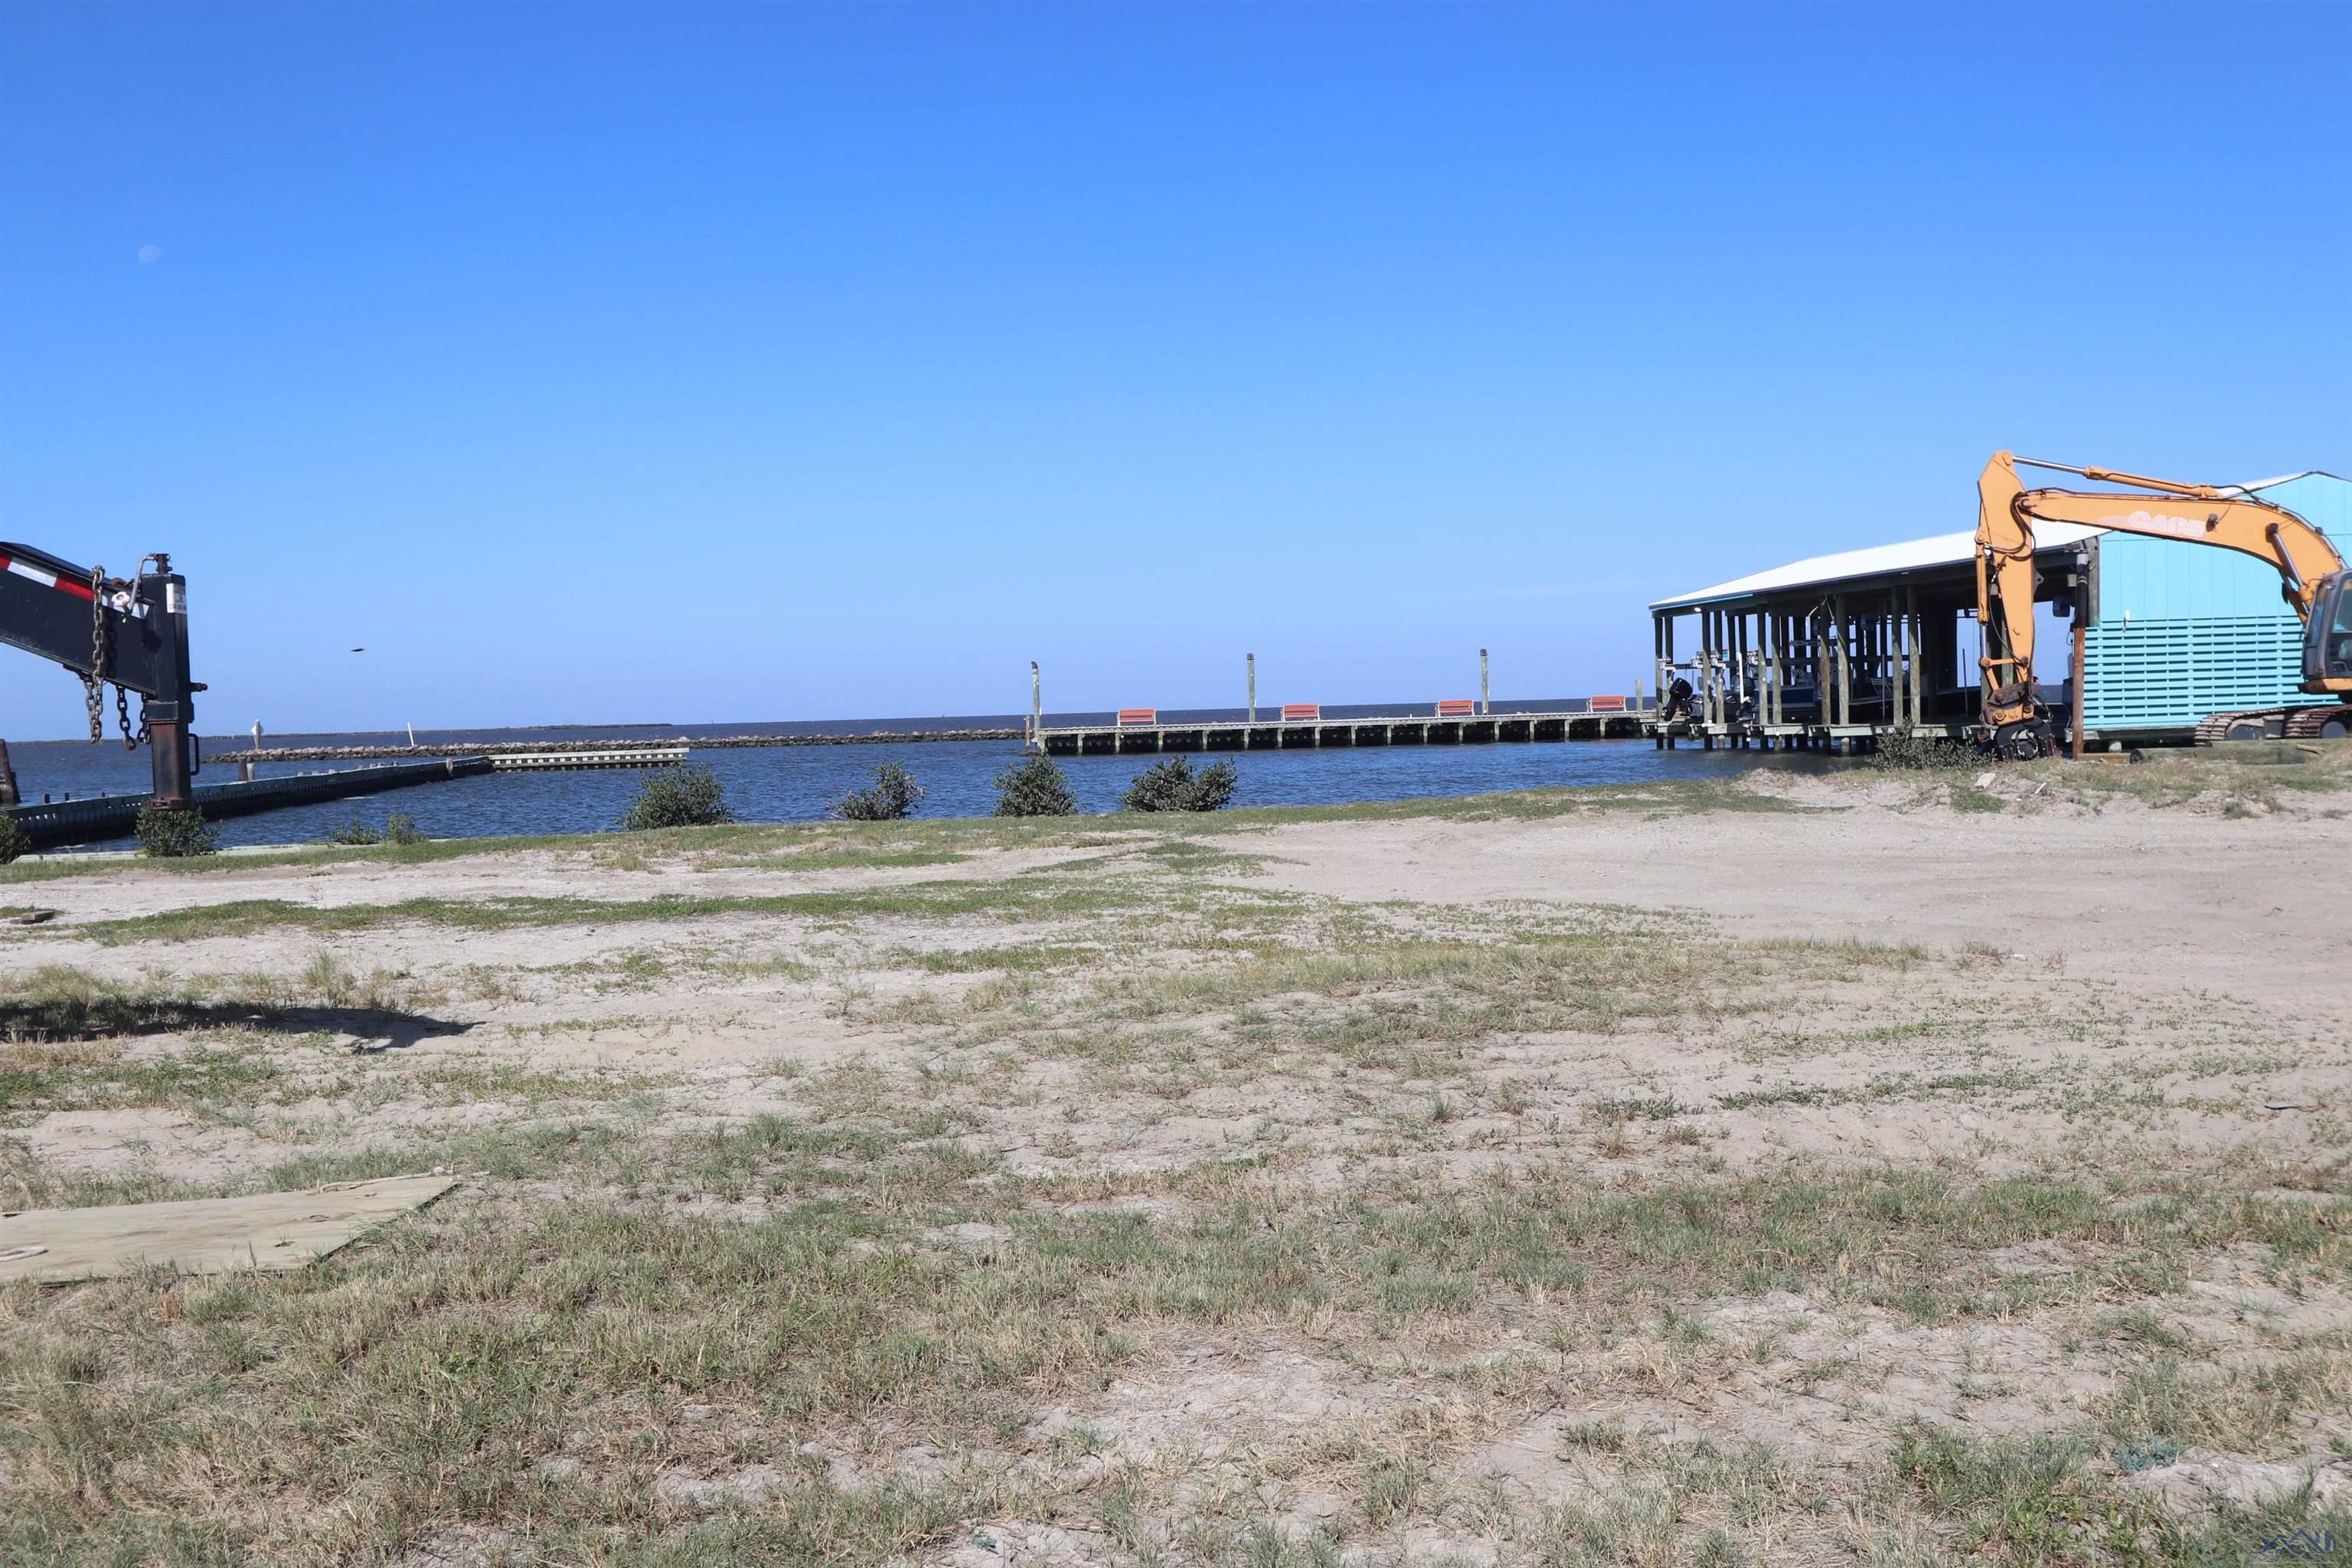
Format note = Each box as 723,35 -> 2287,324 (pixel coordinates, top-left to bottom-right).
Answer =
2284,705 -> 2352,740
2194,706 -> 2352,743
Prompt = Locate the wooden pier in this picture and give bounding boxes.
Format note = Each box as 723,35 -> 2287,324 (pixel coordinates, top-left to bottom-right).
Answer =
1643,716 -> 1975,752
1645,518 -> 2099,755
1030,704 -> 1651,755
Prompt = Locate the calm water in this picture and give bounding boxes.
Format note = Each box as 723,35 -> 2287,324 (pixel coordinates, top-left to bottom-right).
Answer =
6,711 -> 1819,851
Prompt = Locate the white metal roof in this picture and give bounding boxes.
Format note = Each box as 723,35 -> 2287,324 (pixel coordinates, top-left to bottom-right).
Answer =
1650,521 -> 2106,611
2225,472 -> 2328,495
1649,469 -> 2345,612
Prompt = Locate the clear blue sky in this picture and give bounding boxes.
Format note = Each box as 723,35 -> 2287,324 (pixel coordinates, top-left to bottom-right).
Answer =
5,2 -> 2346,737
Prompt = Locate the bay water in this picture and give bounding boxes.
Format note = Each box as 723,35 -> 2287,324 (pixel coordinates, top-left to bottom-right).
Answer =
5,708 -> 1815,851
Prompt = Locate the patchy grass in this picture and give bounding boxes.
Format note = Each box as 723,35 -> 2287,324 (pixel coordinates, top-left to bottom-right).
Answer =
8,1129 -> 2347,1563
3,773 -> 1837,891
0,959 -> 417,1041
68,876 -> 1172,946
1887,1426 -> 2150,1563
2105,1343 -> 2352,1455
1948,782 -> 2006,813
890,942 -> 1105,975
2052,741 -> 2352,814
1087,929 -> 1718,1038
1885,1423 -> 2352,1566
1182,773 -> 1828,831
5,766 -> 2350,1563
0,1036 -> 286,1122
0,1193 -> 1089,1561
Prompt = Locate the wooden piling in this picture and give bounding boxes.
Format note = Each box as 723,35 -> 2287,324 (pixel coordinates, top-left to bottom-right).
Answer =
1834,596 -> 1851,727
2070,612 -> 2088,756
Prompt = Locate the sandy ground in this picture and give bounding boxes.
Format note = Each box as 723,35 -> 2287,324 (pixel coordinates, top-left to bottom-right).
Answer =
11,766 -> 2347,1181
5,755 -> 2350,1564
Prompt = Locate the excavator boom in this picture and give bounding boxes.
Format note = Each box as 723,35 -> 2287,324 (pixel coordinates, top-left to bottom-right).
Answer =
1975,452 -> 2352,753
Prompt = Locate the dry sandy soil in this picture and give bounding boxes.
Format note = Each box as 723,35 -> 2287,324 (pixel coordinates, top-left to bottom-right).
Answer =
3,746 -> 2350,1566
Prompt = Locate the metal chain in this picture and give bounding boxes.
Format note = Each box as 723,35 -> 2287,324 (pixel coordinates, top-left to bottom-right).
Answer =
116,684 -> 142,750
76,565 -> 145,749
83,566 -> 108,743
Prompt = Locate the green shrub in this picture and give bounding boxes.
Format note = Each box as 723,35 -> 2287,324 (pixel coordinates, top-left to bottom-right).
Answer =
1870,731 -> 1977,770
0,812 -> 26,864
324,811 -> 427,846
829,763 -> 923,822
620,763 -> 734,831
1120,756 -> 1238,812
991,753 -> 1079,817
135,805 -> 219,858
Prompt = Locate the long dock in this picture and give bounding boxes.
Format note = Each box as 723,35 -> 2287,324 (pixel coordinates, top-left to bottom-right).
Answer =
487,747 -> 687,771
5,756 -> 492,849
1031,704 -> 1651,755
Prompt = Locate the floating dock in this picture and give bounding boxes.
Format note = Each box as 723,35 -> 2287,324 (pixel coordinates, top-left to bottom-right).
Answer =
488,747 -> 687,771
5,756 -> 492,849
1030,702 -> 1650,755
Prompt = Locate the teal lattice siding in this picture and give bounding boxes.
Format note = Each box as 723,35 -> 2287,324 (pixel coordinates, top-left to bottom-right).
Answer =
2079,473 -> 2347,732
2082,614 -> 2306,730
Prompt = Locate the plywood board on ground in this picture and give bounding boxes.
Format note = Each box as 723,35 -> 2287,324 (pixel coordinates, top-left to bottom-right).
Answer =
0,1174 -> 456,1285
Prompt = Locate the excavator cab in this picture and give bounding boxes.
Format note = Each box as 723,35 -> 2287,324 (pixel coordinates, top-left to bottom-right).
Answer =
2305,571 -> 2352,691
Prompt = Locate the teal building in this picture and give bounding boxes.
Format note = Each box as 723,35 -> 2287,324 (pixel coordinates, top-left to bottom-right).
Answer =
2083,472 -> 2350,734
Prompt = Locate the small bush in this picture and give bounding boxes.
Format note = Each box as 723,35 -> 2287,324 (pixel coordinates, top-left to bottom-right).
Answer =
621,763 -> 734,831
992,753 -> 1079,818
324,812 -> 427,846
1870,731 -> 1977,771
830,763 -> 924,822
0,812 -> 26,864
135,805 -> 219,858
1120,756 -> 1239,812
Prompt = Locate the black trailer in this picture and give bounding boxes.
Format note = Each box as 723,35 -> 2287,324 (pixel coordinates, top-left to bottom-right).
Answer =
0,543 -> 201,809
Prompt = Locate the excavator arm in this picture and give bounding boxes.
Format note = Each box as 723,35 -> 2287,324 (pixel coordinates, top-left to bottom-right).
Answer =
1975,452 -> 2351,753
0,543 -> 201,808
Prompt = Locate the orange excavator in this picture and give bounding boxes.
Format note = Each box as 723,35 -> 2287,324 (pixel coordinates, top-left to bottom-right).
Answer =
1975,452 -> 2352,758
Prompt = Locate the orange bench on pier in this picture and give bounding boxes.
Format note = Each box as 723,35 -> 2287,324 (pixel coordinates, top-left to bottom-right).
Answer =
1435,699 -> 1477,717
1587,695 -> 1628,713
1280,704 -> 1321,722
1117,709 -> 1158,725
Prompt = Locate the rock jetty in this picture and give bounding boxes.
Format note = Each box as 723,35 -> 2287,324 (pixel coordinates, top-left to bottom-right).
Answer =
209,730 -> 1024,764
